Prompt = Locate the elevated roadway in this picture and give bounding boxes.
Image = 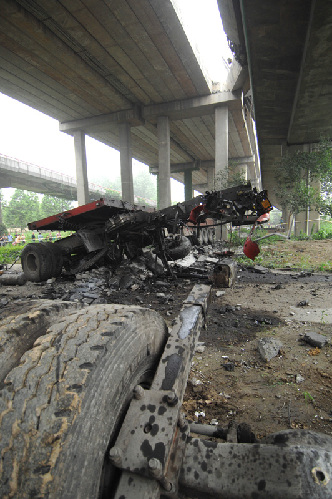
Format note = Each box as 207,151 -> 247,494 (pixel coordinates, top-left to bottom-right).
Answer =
0,0 -> 259,206
219,0 -> 332,214
0,154 -> 157,206
0,154 -> 105,201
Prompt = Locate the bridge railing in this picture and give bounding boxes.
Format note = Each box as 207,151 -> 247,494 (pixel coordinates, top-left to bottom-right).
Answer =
0,153 -> 106,194
0,154 -> 157,205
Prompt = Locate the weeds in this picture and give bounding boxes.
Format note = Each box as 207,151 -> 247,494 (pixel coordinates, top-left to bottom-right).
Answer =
303,392 -> 314,404
321,310 -> 328,324
234,236 -> 332,273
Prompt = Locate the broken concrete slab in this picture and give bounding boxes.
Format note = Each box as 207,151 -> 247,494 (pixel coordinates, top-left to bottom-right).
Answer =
257,337 -> 283,362
173,253 -> 196,267
303,331 -> 328,348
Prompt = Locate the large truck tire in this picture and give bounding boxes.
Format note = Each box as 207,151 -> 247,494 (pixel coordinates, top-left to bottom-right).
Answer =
165,235 -> 192,260
0,304 -> 168,499
21,243 -> 55,282
40,241 -> 64,277
0,300 -> 81,389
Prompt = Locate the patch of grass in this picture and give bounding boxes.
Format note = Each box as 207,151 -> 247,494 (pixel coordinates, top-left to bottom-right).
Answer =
317,261 -> 332,272
235,238 -> 332,273
0,245 -> 24,265
312,221 -> 332,240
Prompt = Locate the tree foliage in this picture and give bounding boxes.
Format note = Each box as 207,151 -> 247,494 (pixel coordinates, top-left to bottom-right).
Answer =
40,195 -> 73,218
0,222 -> 7,236
97,171 -> 157,203
2,190 -> 74,230
3,190 -> 40,230
275,139 -> 332,216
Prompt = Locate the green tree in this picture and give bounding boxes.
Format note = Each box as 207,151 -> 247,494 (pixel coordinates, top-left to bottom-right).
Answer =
3,190 -> 40,230
275,139 -> 332,223
99,172 -> 157,204
0,222 -> 7,236
40,195 -> 73,218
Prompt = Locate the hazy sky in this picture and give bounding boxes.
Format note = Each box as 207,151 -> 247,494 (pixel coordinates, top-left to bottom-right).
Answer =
0,0 -> 230,201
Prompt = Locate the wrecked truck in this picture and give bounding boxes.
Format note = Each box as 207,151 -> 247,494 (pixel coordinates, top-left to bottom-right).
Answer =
20,183 -> 271,282
1,184 -> 332,498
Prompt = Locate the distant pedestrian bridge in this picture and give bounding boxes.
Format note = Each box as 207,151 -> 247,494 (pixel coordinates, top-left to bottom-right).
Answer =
0,154 -> 156,206
0,153 -> 104,201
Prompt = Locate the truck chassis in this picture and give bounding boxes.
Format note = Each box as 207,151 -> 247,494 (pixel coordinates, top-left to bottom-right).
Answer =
21,183 -> 271,282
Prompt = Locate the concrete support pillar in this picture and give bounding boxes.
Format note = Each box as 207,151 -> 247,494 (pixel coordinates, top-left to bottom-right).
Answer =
287,145 -> 321,236
184,169 -> 193,201
309,178 -> 321,234
246,114 -> 262,190
247,162 -> 256,186
157,116 -> 171,209
119,122 -> 134,204
215,106 -> 228,190
74,130 -> 89,206
215,105 -> 228,240
294,201 -> 320,237
206,167 -> 215,191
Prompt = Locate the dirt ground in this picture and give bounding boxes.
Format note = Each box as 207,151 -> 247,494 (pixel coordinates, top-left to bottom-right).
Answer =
1,238 -> 332,442
181,238 -> 332,440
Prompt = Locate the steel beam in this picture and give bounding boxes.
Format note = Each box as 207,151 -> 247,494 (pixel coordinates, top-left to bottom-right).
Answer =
110,284 -> 211,497
179,432 -> 332,498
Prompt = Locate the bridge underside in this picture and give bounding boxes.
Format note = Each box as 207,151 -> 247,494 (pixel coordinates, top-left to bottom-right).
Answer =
219,0 -> 332,208
0,0 -> 258,203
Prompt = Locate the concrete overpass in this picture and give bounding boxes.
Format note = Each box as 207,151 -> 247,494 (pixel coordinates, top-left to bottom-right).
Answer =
218,0 -> 332,230
0,0 -> 260,208
0,153 -> 106,201
0,153 -> 157,206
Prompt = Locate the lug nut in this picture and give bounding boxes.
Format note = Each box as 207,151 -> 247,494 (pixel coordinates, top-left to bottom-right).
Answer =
133,384 -> 145,399
166,391 -> 178,406
148,457 -> 162,478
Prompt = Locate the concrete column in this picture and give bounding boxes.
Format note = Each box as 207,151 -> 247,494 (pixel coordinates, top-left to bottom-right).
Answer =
119,122 -> 134,204
74,130 -> 89,206
215,106 -> 228,240
247,162 -> 256,186
294,200 -> 320,237
215,105 -> 228,190
289,145 -> 320,236
282,207 -> 293,235
157,116 -> 171,208
309,178 -> 321,234
206,167 -> 215,191
184,169 -> 193,201
246,114 -> 262,190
